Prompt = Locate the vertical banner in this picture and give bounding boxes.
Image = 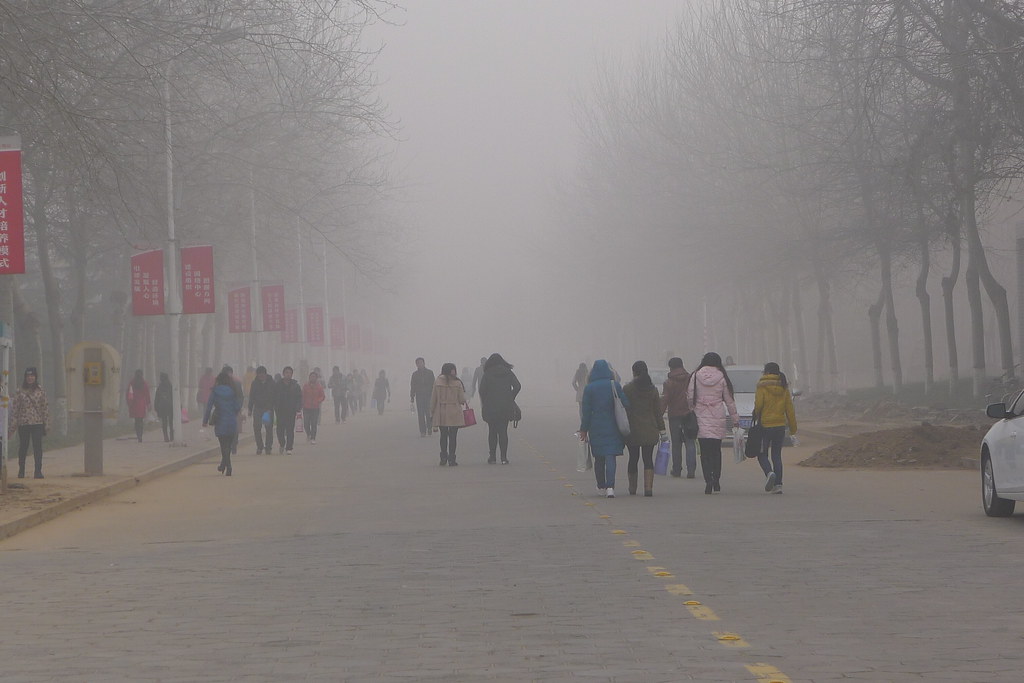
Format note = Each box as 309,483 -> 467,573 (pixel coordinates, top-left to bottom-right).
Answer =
227,287 -> 252,333
261,284 -> 286,331
306,306 -> 325,347
330,317 -> 345,349
282,309 -> 299,343
131,249 -> 165,315
180,245 -> 215,314
0,136 -> 26,274
350,323 -> 361,352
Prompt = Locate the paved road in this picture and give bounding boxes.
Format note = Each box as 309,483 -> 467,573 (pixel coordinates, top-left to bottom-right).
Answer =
1,401 -> 1022,682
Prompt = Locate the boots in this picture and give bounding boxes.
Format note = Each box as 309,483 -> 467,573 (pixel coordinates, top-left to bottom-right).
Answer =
644,469 -> 654,496
17,456 -> 25,479
628,471 -> 638,495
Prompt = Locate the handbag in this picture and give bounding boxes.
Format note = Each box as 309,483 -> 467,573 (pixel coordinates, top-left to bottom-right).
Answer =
611,380 -> 630,437
744,414 -> 764,459
681,411 -> 699,440
463,406 -> 477,427
654,441 -> 671,475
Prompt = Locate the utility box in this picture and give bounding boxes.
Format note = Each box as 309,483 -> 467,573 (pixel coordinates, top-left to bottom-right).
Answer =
66,342 -> 122,475
66,342 -> 122,417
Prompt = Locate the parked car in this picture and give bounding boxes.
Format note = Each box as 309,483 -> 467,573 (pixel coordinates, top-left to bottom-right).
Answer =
980,391 -> 1024,516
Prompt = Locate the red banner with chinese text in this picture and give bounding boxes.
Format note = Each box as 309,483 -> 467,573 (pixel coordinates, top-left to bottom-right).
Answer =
261,284 -> 285,331
330,317 -> 345,349
180,245 -> 215,314
282,309 -> 299,343
305,306 -> 324,346
131,249 -> 165,315
0,138 -> 26,275
227,287 -> 252,333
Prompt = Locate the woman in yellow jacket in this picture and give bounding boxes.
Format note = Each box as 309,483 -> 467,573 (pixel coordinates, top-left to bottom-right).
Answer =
753,362 -> 797,494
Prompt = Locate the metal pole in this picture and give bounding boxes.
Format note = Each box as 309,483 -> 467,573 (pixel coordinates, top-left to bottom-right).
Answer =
296,217 -> 307,369
250,169 -> 261,366
0,333 -> 9,493
164,65 -> 184,447
322,234 -> 329,368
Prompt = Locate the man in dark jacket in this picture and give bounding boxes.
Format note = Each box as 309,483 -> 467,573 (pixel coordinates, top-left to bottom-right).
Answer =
409,357 -> 435,437
470,356 -> 486,401
274,366 -> 303,454
248,366 -> 276,454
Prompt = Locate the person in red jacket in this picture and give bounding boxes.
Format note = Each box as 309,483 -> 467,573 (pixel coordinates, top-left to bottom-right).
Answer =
302,371 -> 326,445
126,369 -> 151,443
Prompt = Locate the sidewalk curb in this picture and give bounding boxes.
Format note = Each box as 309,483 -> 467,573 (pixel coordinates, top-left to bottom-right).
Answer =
0,440 -> 236,543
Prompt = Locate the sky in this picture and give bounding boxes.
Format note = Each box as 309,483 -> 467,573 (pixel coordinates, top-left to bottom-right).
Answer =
363,1 -> 691,389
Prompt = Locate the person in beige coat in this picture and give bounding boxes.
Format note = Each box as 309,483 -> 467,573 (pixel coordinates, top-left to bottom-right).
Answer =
430,363 -> 468,466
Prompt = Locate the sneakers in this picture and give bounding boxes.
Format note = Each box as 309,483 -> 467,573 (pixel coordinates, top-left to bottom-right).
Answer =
310,439 -> 316,445
596,487 -> 606,495
606,487 -> 615,498
285,449 -> 293,455
772,484 -> 783,494
764,471 -> 777,492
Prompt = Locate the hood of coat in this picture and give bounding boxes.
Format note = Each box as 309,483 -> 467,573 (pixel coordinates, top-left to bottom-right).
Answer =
484,364 -> 513,379
212,384 -> 235,399
667,367 -> 690,384
588,360 -> 613,383
695,366 -> 725,386
757,374 -> 787,394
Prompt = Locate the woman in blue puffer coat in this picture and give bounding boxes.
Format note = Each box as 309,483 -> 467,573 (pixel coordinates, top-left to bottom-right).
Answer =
203,371 -> 242,476
579,359 -> 629,498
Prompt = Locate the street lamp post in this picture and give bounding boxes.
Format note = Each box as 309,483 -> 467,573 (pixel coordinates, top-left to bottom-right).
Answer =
163,66 -> 185,446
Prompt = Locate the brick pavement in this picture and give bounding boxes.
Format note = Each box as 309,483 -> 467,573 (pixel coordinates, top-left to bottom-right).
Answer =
0,402 -> 1021,682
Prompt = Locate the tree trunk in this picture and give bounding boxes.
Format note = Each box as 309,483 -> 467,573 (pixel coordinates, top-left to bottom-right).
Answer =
30,187 -> 68,437
916,233 -> 934,396
869,290 -> 885,389
880,248 -> 903,393
791,279 -> 808,392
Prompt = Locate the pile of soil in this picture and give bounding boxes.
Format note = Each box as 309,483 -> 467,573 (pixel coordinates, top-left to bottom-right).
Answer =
799,423 -> 983,469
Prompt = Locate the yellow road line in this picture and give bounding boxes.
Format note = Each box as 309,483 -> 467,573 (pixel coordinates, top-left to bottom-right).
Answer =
713,632 -> 749,647
746,663 -> 792,682
664,583 -> 692,595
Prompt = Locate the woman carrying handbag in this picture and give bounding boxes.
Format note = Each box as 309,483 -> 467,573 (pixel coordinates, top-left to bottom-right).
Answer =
430,363 -> 468,466
579,359 -> 630,498
687,352 -> 738,495
753,362 -> 797,494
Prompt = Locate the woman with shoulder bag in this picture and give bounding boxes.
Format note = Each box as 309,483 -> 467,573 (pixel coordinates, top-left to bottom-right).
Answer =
687,352 -> 738,495
430,363 -> 468,466
623,360 -> 666,496
579,359 -> 630,498
478,353 -> 521,465
203,371 -> 242,476
754,362 -> 797,494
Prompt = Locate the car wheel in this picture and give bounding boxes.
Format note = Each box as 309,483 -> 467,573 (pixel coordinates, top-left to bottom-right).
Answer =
982,453 -> 1015,517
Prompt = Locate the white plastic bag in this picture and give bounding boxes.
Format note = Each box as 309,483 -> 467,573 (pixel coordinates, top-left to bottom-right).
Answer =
575,434 -> 593,472
732,428 -> 745,464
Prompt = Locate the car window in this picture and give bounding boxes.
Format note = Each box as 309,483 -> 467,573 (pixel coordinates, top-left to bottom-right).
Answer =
728,369 -> 762,394
1008,390 -> 1024,417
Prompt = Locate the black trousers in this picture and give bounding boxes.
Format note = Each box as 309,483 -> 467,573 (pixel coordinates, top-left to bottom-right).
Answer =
333,395 -> 347,422
17,424 -> 44,476
218,434 -> 233,472
698,438 -> 723,485
253,411 -> 274,452
439,426 -> 459,463
303,408 -> 320,440
414,394 -> 431,435
134,417 -> 144,441
626,444 -> 655,473
160,413 -> 174,442
487,420 -> 510,460
276,413 -> 296,451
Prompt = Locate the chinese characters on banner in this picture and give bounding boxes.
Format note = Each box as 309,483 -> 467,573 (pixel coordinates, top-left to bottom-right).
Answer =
261,284 -> 285,331
180,245 -> 215,314
349,323 -> 360,352
227,287 -> 252,333
282,309 -> 299,343
330,317 -> 345,349
305,306 -> 325,346
0,137 -> 26,274
131,249 -> 166,315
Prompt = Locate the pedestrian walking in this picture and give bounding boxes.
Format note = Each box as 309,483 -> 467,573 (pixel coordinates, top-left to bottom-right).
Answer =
275,366 -> 303,454
572,362 -> 588,417
302,371 -> 325,444
478,353 -> 522,465
410,358 -> 435,437
359,369 -> 369,411
579,359 -> 628,498
248,366 -> 276,454
470,356 -> 486,401
203,370 -> 242,476
221,365 -> 244,455
430,363 -> 467,466
661,357 -> 698,478
623,360 -> 666,497
9,367 -> 50,479
196,367 -> 214,412
154,372 -> 174,443
328,366 -> 348,423
754,362 -> 797,494
126,369 -> 151,443
347,372 -> 359,416
372,370 -> 391,415
687,352 -> 738,495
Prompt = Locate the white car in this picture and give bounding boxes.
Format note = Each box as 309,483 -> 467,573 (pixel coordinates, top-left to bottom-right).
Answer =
981,392 -> 1024,516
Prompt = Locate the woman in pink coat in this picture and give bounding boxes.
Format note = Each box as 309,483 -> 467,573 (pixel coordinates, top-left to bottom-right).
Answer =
687,352 -> 738,495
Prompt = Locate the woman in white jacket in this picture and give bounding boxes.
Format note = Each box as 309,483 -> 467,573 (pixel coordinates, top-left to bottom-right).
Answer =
687,352 -> 738,495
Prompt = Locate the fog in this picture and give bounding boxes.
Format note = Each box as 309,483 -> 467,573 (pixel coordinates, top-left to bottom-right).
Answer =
365,1 -> 689,398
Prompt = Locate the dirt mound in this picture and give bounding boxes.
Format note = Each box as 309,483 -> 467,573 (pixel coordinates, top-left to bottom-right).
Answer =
799,424 -> 983,469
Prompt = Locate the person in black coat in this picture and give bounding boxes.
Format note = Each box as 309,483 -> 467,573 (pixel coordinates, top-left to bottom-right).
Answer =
477,353 -> 521,464
248,366 -> 277,454
153,372 -> 174,442
274,366 -> 303,454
